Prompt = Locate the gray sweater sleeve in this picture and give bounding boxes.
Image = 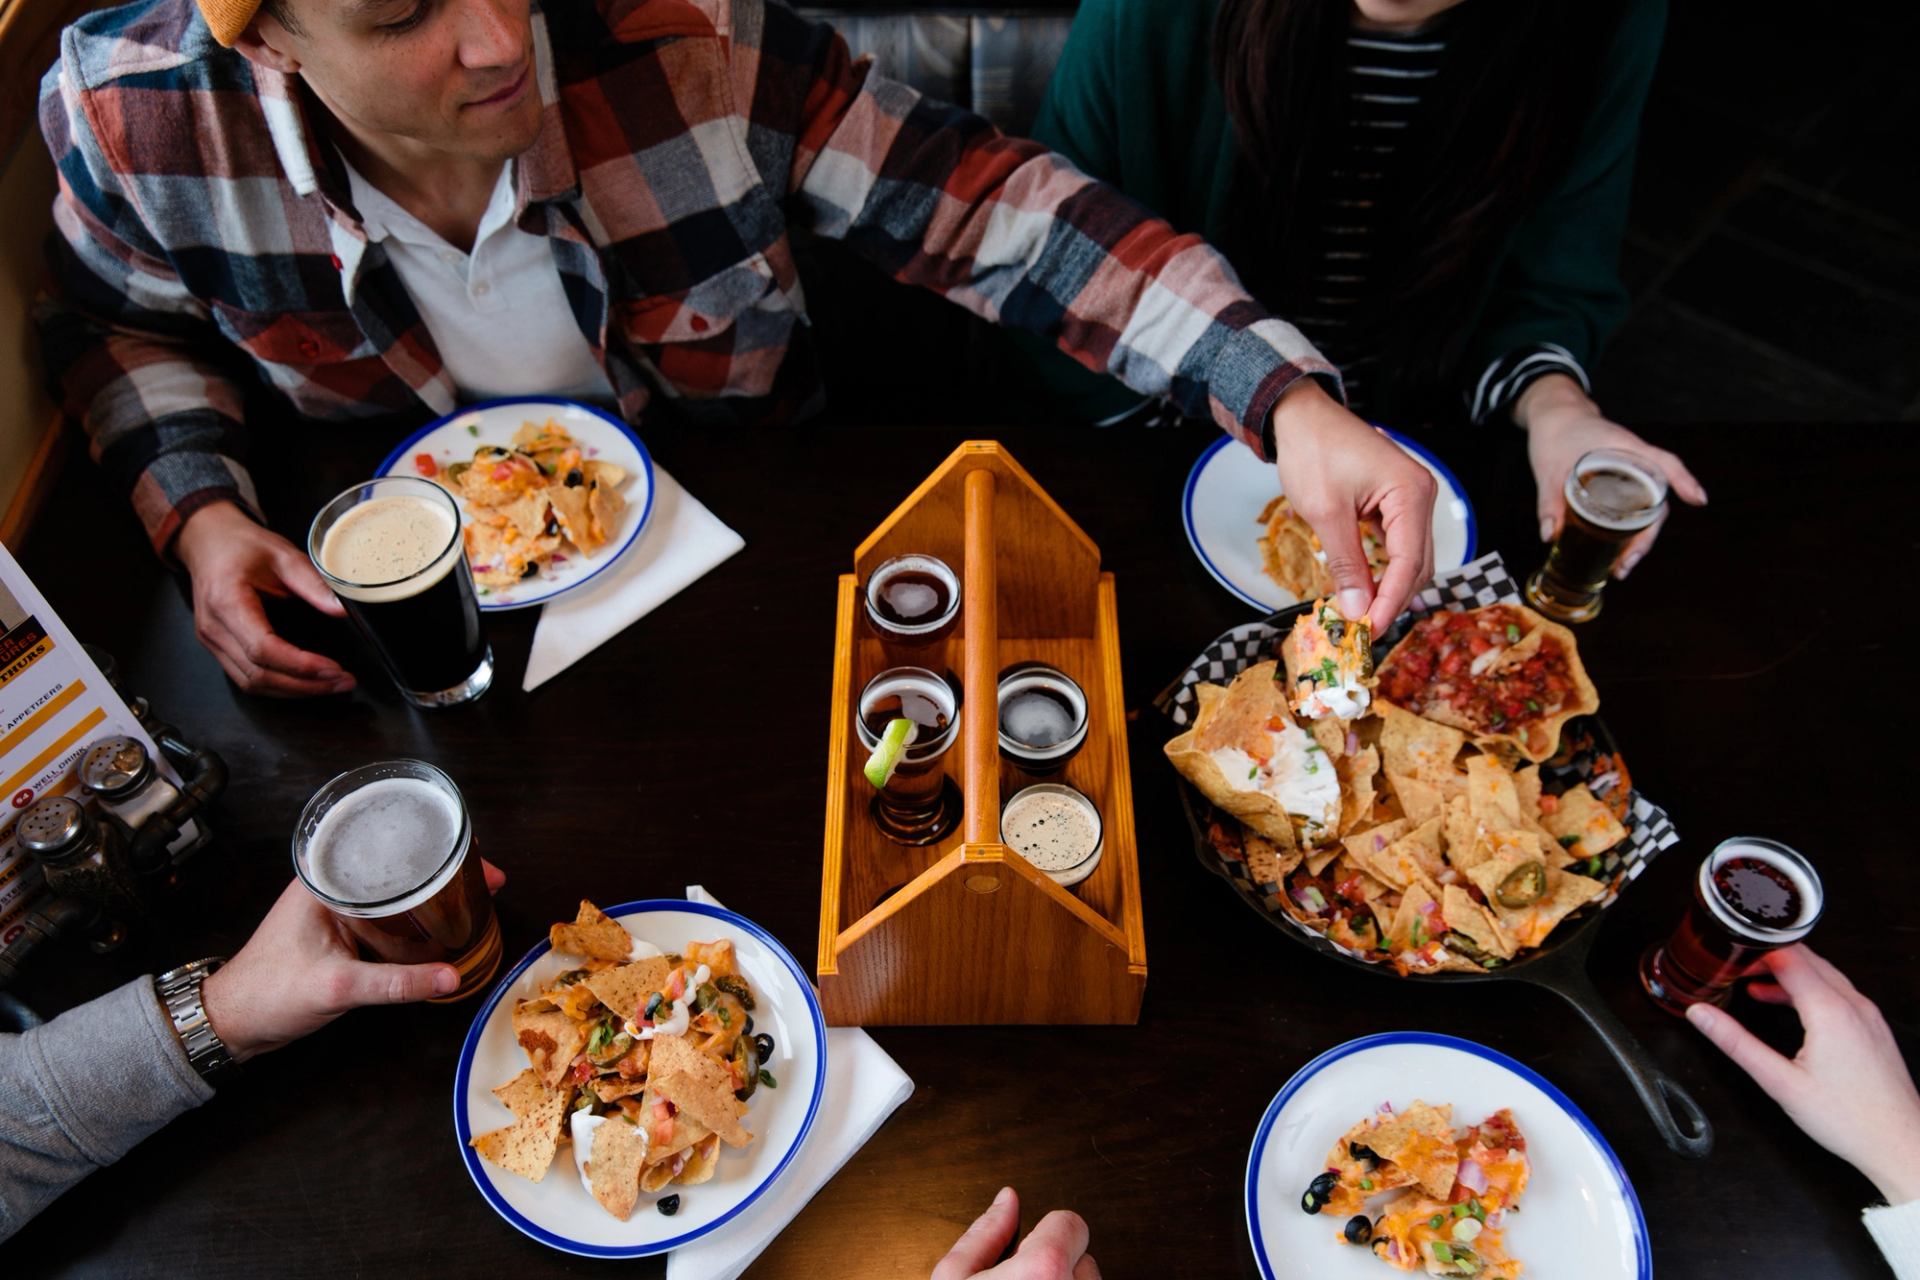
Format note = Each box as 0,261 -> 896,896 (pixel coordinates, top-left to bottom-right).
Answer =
0,977 -> 214,1242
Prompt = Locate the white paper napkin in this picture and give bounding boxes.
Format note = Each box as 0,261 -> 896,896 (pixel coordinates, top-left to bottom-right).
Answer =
668,885 -> 915,1280
522,466 -> 745,690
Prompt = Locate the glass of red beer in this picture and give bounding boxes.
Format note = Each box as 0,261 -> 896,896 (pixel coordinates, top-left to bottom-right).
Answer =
1639,837 -> 1822,1015
291,759 -> 502,1002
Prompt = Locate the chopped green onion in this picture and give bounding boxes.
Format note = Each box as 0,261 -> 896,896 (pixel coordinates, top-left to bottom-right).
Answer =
1249,765 -> 1259,780
1429,1215 -> 1445,1231
1505,623 -> 1521,643
1557,834 -> 1581,847
1359,1178 -> 1373,1190
1468,1199 -> 1487,1221
1586,856 -> 1604,876
466,423 -> 479,436
1525,698 -> 1540,712
758,1068 -> 778,1089
1432,1241 -> 1455,1263
1452,1204 -> 1468,1218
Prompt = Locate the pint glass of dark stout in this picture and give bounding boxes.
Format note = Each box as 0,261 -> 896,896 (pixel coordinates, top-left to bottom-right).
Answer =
309,476 -> 492,707
1525,448 -> 1668,623
1639,837 -> 1822,1015
292,760 -> 501,1002
857,666 -> 961,845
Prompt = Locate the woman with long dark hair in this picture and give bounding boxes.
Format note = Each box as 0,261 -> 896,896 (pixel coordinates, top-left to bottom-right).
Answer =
1024,0 -> 1705,572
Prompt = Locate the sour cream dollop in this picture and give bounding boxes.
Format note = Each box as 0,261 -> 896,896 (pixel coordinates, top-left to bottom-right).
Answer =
1296,676 -> 1370,721
1210,722 -> 1341,832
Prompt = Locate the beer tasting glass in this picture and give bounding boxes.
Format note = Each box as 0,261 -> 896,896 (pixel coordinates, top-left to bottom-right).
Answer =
309,476 -> 493,707
863,554 -> 961,656
1639,837 -> 1823,1016
1525,448 -> 1668,623
292,759 -> 502,1002
997,663 -> 1089,775
857,665 -> 961,845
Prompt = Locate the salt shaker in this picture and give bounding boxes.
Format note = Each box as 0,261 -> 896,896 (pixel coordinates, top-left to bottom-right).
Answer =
79,735 -> 206,867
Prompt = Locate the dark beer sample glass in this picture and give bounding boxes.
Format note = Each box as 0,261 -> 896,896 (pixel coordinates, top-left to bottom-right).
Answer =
292,759 -> 501,1002
864,554 -> 960,652
1526,449 -> 1667,623
1639,837 -> 1822,1016
309,476 -> 493,707
997,663 -> 1089,775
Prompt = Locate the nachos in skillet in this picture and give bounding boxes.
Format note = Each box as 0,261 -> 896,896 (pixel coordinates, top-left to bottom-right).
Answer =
1166,602 -> 1626,973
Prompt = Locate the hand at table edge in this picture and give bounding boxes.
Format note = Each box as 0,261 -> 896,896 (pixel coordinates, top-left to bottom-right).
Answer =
1685,944 -> 1920,1207
931,1187 -> 1100,1280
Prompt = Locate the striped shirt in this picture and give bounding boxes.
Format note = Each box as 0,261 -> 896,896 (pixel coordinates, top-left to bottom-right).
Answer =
1297,22 -> 1589,424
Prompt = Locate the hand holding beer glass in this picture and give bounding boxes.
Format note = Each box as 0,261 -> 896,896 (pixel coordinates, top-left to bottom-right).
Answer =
1526,448 -> 1671,622
292,760 -> 503,1002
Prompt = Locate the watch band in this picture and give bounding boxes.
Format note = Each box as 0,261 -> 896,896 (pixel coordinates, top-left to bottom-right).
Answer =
154,957 -> 237,1085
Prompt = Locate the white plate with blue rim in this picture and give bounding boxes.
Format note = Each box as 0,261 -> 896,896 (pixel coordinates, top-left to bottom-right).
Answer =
1246,1032 -> 1649,1280
1183,431 -> 1476,613
378,397 -> 654,611
454,900 -> 826,1258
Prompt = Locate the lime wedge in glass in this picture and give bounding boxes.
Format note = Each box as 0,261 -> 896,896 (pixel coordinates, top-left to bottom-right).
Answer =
862,717 -> 918,789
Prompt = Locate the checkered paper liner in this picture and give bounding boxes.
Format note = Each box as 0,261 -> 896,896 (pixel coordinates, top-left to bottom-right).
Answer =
1154,552 -> 1680,915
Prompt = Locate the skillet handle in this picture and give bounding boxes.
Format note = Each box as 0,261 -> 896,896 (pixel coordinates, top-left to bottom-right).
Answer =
1531,970 -> 1714,1159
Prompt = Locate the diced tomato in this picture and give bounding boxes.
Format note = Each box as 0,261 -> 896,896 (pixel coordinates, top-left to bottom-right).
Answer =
412,452 -> 438,477
569,1058 -> 593,1085
490,462 -> 515,482
665,968 -> 686,1000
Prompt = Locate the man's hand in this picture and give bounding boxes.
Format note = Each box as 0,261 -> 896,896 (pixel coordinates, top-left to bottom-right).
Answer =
1268,380 -> 1436,631
1516,374 -> 1706,579
200,862 -> 507,1064
931,1188 -> 1099,1280
173,500 -> 356,697
1686,945 -> 1920,1206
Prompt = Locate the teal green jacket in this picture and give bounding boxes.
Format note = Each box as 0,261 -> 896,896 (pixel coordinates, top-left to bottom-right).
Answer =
1020,0 -> 1666,423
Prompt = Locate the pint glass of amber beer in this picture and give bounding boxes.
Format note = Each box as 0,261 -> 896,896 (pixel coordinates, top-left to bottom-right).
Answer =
1525,449 -> 1668,623
291,760 -> 502,1002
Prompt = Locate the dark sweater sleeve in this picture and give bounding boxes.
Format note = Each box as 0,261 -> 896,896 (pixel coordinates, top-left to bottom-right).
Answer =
1466,0 -> 1668,418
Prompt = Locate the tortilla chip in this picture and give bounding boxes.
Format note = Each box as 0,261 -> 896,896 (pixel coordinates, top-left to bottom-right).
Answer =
1378,703 -> 1466,781
648,1034 -> 753,1147
587,1116 -> 649,1220
1386,880 -> 1441,953
584,458 -> 628,489
1256,496 -> 1333,599
546,483 -> 594,552
1540,783 -> 1629,859
470,1082 -> 571,1181
584,957 -> 674,1026
684,938 -> 738,979
1242,832 -> 1303,887
1366,1101 -> 1458,1199
1389,771 -> 1446,825
513,1002 -> 591,1090
1164,665 -> 1316,847
1442,885 -> 1517,961
551,901 -> 635,961
1441,794 -> 1483,869
492,1069 -> 550,1123
586,480 -> 626,552
1339,818 -> 1410,882
674,1133 -> 723,1187
1336,747 -> 1378,836
1465,754 -> 1522,834
1310,715 -> 1348,759
1372,817 -> 1447,889
1467,850 -> 1604,949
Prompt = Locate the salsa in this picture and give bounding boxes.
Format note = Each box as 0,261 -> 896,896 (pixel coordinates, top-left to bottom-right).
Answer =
1378,605 -> 1576,735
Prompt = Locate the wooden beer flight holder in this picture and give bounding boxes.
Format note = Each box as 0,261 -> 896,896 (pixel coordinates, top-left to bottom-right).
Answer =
817,441 -> 1146,1025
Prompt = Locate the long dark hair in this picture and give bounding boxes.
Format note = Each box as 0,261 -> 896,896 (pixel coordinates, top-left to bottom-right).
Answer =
1211,0 -> 1624,407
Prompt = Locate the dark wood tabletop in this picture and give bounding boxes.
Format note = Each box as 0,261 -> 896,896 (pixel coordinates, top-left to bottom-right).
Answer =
6,413 -> 1912,1279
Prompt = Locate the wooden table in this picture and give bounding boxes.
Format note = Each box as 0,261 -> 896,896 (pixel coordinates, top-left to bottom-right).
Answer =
8,416 -> 1912,1278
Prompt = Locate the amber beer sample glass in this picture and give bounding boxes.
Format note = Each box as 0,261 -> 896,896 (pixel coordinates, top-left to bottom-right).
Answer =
1525,449 -> 1668,623
856,666 -> 961,845
292,760 -> 501,1002
309,476 -> 492,707
1639,838 -> 1823,1015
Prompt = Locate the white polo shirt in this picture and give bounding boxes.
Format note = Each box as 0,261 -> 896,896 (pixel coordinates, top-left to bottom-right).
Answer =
344,158 -> 612,404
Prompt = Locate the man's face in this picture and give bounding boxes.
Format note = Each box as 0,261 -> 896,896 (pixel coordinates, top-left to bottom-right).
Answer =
250,0 -> 542,164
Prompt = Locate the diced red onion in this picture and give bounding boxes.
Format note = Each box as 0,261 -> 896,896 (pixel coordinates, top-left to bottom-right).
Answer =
1457,1159 -> 1490,1194
1346,729 -> 1360,754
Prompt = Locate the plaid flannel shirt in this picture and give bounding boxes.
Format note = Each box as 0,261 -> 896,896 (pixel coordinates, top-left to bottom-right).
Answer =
38,0 -> 1340,553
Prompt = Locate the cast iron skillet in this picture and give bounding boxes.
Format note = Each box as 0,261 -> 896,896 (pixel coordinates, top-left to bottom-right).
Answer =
1170,601 -> 1713,1159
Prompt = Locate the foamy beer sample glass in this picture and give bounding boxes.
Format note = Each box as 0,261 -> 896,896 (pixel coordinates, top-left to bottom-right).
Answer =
309,476 -> 492,707
1525,448 -> 1668,623
292,760 -> 501,1002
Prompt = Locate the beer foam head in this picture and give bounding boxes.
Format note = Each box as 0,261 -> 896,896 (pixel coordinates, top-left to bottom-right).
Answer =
1563,452 -> 1667,532
316,487 -> 461,604
305,776 -> 465,910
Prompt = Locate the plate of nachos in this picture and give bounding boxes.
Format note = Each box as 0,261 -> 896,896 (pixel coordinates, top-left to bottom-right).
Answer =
454,899 -> 825,1257
379,397 -> 654,610
1247,1033 -> 1649,1279
1181,431 -> 1474,613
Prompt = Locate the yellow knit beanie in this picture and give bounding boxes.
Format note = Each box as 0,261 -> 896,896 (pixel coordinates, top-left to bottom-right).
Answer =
197,0 -> 264,46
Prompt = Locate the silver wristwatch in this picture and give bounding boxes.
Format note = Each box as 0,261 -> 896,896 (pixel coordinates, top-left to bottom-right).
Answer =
154,957 -> 237,1085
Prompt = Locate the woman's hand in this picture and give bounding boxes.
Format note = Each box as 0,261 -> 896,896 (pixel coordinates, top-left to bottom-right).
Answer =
1686,945 -> 1920,1205
1269,380 -> 1436,631
200,862 -> 506,1063
931,1187 -> 1099,1280
1516,375 -> 1706,578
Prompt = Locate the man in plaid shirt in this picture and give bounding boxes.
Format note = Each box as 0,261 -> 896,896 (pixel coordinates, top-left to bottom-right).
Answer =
39,0 -> 1435,695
